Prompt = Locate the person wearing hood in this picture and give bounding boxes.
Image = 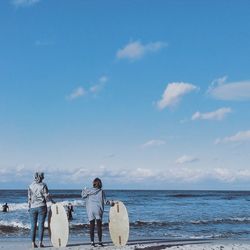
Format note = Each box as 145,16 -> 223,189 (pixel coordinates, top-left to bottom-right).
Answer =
81,178 -> 114,247
28,172 -> 54,248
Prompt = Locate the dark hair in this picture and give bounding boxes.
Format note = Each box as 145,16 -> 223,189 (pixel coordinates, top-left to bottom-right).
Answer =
34,172 -> 44,183
93,178 -> 102,189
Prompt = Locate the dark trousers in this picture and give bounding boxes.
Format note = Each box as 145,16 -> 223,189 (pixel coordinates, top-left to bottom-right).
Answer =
89,219 -> 102,242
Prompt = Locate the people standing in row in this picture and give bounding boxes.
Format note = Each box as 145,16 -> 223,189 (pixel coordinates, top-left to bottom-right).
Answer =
28,172 -> 54,248
81,178 -> 114,247
2,203 -> 9,212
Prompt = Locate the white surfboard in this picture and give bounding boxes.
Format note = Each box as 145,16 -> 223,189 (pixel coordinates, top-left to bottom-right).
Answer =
109,201 -> 129,246
48,203 -> 69,248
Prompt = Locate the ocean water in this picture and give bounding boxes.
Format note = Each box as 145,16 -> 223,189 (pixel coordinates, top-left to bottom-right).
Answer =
1,190 -> 250,242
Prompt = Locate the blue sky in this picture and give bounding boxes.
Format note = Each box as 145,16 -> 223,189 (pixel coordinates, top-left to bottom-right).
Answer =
1,0 -> 250,189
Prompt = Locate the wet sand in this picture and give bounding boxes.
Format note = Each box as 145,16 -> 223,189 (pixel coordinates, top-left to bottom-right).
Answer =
1,239 -> 250,250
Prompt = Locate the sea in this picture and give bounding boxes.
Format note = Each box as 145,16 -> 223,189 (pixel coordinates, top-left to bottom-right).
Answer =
1,190 -> 250,242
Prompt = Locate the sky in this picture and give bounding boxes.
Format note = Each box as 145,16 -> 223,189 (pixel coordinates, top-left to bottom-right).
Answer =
1,0 -> 250,189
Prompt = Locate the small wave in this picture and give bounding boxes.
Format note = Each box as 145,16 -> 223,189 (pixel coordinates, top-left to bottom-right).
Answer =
0,225 -> 29,236
191,217 -> 250,225
131,220 -> 180,227
171,194 -> 198,198
52,194 -> 81,199
5,199 -> 85,212
0,220 -> 30,230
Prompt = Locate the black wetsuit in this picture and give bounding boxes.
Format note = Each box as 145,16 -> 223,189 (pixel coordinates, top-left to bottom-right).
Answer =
67,205 -> 74,220
2,204 -> 9,212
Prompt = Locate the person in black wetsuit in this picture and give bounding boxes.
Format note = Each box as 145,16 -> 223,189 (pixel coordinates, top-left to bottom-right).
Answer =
2,203 -> 9,212
67,203 -> 74,220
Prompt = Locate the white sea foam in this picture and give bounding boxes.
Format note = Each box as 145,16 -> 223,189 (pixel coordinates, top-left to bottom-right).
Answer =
57,199 -> 85,207
191,217 -> 250,225
0,220 -> 30,229
6,199 -> 84,212
8,202 -> 28,211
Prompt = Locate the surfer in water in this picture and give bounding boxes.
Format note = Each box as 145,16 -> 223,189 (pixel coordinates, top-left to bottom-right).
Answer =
28,172 -> 54,248
2,203 -> 9,212
67,203 -> 74,220
81,177 -> 114,247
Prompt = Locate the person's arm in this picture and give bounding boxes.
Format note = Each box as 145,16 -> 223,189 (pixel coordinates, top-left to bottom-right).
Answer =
81,188 -> 89,199
42,184 -> 55,203
103,190 -> 114,206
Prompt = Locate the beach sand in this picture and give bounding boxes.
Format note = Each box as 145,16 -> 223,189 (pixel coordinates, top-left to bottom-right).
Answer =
1,239 -> 250,250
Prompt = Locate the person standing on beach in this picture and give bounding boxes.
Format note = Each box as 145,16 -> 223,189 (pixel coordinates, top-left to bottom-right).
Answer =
2,203 -> 9,212
81,177 -> 114,247
28,172 -> 54,248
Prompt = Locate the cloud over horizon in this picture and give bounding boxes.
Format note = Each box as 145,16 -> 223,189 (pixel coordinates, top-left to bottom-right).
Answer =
157,82 -> 198,109
175,155 -> 199,165
116,40 -> 167,61
2,165 -> 250,188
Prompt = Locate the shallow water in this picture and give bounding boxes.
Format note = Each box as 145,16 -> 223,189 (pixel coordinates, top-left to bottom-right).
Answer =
1,190 -> 250,241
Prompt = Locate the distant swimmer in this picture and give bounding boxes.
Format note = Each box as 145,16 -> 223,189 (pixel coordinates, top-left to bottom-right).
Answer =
66,203 -> 74,220
2,203 -> 9,212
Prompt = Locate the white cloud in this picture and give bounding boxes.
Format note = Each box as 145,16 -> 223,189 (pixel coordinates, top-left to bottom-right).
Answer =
12,0 -> 40,7
213,168 -> 235,182
129,168 -> 156,181
141,139 -> 166,148
208,76 -> 250,101
175,155 -> 199,165
157,82 -> 198,109
215,130 -> 250,144
67,87 -> 86,100
67,76 -> 108,100
89,75 -> 108,94
116,40 -> 167,61
166,167 -> 206,182
192,107 -> 232,121
99,76 -> 108,84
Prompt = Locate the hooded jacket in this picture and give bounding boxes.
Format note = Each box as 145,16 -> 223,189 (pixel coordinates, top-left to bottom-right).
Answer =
82,187 -> 109,221
28,181 -> 50,209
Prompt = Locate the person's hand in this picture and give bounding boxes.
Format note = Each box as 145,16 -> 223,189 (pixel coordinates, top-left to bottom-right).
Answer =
109,200 -> 115,206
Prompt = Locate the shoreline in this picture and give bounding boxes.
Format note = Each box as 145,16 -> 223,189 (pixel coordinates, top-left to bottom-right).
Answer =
1,238 -> 250,250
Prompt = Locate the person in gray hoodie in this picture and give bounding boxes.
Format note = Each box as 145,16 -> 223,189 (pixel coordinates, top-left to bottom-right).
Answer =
28,172 -> 53,248
81,178 -> 113,247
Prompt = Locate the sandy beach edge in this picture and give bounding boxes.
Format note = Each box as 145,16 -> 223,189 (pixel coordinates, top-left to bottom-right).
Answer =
1,239 -> 250,250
